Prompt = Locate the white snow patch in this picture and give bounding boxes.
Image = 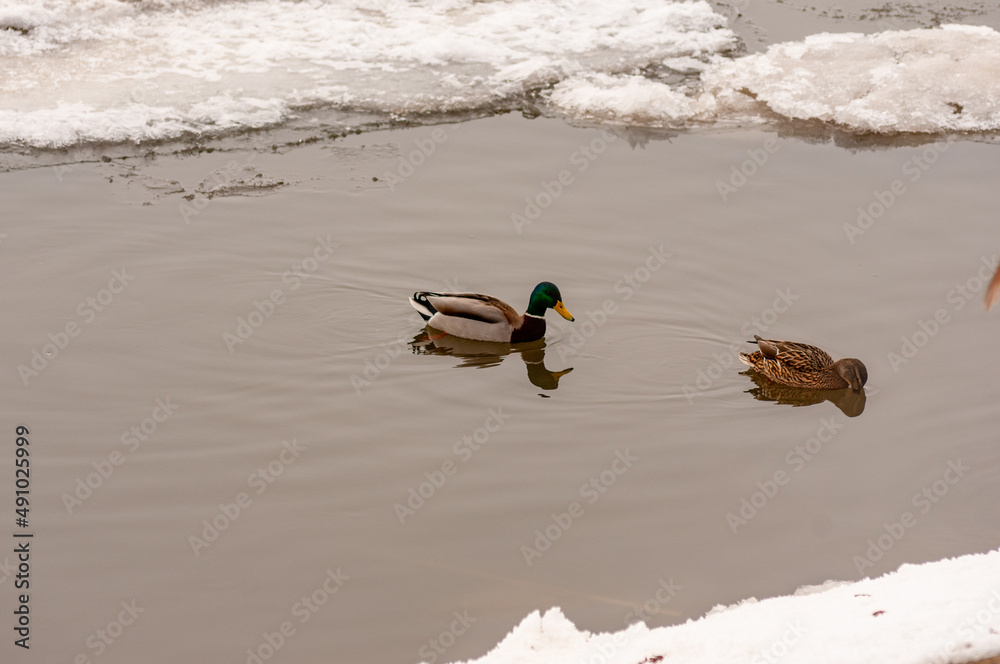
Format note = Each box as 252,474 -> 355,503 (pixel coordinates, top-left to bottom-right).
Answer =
441,549 -> 1000,664
549,74 -> 707,125
4,2 -> 1000,146
702,24 -> 1000,133
0,0 -> 735,148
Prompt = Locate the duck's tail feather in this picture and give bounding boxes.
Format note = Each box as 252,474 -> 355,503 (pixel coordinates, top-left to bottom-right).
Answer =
409,292 -> 439,321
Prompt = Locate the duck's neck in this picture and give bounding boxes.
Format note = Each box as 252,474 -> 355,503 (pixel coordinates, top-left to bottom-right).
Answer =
512,314 -> 545,343
525,299 -> 548,317
816,368 -> 850,389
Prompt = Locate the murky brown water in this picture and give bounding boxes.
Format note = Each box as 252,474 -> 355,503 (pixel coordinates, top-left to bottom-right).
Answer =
5,10 -> 1000,660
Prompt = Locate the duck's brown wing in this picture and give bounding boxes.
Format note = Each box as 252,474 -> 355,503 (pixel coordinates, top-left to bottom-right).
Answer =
423,292 -> 519,325
755,337 -> 835,371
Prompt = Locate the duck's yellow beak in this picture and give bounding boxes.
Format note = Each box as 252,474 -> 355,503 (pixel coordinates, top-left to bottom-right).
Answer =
554,300 -> 574,321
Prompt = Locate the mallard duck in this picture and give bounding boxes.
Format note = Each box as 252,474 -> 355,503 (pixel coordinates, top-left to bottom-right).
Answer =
739,335 -> 868,392
409,282 -> 574,343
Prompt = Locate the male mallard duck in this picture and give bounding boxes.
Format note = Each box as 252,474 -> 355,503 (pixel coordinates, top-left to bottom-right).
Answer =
409,282 -> 574,343
739,335 -> 868,392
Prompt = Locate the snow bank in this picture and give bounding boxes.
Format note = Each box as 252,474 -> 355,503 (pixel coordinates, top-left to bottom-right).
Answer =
702,24 -> 1000,133
444,549 -> 1000,664
5,1 -> 1000,147
0,0 -> 735,148
547,24 -> 1000,133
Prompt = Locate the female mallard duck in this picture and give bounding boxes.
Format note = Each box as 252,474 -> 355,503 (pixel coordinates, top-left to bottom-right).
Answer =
739,335 -> 868,392
409,282 -> 574,343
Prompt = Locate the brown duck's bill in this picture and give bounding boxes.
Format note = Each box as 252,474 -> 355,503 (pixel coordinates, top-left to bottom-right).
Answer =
554,301 -> 575,321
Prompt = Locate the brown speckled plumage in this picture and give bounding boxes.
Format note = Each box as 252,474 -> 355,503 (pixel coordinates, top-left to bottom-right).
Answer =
739,335 -> 868,392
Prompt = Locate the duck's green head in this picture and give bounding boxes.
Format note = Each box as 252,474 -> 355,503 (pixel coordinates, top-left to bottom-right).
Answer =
526,282 -> 574,321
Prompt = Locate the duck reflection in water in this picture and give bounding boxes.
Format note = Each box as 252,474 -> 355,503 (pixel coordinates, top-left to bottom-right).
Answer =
741,369 -> 867,417
409,331 -> 573,391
